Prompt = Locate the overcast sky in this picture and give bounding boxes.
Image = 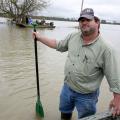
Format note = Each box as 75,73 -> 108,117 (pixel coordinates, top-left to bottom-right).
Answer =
39,0 -> 120,21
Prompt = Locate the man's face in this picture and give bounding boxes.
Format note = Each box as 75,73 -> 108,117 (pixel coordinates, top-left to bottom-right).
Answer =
79,18 -> 98,36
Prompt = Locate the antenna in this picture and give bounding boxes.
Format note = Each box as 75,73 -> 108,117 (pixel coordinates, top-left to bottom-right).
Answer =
81,0 -> 84,12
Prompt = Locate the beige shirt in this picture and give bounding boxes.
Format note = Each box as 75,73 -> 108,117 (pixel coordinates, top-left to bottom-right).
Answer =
56,31 -> 120,94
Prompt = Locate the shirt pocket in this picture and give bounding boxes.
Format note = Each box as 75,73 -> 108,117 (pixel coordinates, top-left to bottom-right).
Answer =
83,57 -> 99,75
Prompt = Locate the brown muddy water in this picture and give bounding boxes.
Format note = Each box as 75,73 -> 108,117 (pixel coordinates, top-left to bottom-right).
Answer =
0,19 -> 120,120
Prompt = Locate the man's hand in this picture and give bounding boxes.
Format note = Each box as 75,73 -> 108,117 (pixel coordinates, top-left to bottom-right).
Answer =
109,93 -> 120,117
32,32 -> 40,40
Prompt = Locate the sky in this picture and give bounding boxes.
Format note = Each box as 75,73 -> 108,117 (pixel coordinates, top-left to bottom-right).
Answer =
39,0 -> 120,21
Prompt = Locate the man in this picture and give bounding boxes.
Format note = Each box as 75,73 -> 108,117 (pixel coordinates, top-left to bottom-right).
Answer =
33,8 -> 120,120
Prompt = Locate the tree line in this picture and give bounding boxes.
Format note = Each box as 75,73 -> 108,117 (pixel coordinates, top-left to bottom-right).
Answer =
0,0 -> 48,23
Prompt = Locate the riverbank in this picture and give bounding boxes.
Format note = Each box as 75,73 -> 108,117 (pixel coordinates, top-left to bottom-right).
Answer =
1,16 -> 120,26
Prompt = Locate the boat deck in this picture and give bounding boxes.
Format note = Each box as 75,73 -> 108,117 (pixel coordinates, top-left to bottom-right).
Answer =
79,111 -> 120,120
16,23 -> 55,29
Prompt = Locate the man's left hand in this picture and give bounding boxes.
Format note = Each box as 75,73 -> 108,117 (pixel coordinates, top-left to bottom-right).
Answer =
109,93 -> 120,117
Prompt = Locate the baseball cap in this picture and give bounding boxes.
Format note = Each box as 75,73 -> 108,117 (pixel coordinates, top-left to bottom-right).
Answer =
78,8 -> 94,21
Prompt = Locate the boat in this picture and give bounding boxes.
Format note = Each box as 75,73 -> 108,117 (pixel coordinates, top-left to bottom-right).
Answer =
78,110 -> 120,120
16,23 -> 56,29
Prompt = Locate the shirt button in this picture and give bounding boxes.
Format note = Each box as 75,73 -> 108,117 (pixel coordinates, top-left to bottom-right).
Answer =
73,64 -> 74,66
78,54 -> 79,57
69,72 -> 70,74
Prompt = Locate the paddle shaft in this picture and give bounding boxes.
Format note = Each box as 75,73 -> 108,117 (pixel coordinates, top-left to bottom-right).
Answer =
34,28 -> 40,98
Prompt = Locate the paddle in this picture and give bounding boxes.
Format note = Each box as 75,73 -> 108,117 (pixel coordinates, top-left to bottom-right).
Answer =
32,23 -> 44,118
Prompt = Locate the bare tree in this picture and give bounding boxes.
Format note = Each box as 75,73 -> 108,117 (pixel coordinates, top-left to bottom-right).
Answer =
0,0 -> 49,23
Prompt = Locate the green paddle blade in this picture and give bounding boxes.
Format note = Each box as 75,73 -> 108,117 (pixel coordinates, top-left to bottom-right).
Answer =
36,97 -> 44,118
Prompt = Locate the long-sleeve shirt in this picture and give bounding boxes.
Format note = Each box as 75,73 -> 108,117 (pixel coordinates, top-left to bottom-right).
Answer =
56,31 -> 120,94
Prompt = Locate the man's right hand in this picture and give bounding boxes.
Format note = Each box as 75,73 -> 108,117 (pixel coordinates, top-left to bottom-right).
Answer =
32,32 -> 39,40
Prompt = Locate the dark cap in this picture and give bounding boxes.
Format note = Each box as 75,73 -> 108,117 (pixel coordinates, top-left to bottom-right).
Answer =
78,8 -> 94,21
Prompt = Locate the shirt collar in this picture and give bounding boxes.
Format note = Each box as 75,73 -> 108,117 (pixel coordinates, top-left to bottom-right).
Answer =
80,34 -> 100,46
